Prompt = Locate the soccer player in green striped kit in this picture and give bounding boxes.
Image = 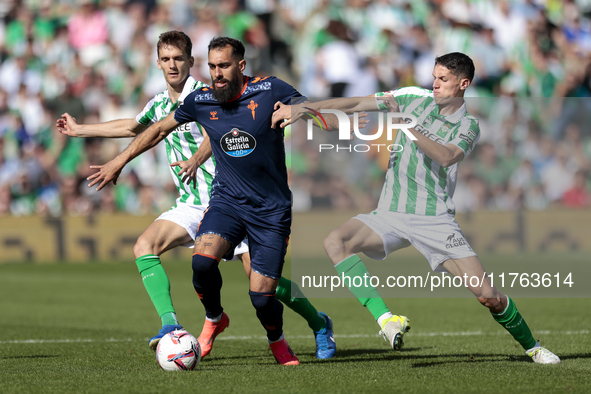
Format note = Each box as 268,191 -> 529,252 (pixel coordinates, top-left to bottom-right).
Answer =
276,52 -> 560,364
56,30 -> 335,359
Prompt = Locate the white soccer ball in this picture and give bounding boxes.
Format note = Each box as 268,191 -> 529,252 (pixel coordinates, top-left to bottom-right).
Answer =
156,330 -> 201,371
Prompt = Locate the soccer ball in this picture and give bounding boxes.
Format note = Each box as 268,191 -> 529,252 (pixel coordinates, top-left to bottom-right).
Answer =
156,330 -> 201,371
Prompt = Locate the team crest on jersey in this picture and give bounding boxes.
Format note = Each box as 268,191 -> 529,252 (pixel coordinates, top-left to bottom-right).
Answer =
247,100 -> 258,119
221,128 -> 256,157
437,123 -> 451,137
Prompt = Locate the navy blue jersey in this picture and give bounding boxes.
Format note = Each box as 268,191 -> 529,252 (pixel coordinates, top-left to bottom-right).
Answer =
174,76 -> 303,212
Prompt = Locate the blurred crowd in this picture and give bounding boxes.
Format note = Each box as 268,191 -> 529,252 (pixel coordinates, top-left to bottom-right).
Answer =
0,0 -> 590,217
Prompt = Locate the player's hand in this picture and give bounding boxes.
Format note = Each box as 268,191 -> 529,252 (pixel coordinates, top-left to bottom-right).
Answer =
377,94 -> 400,112
56,113 -> 79,136
272,101 -> 302,129
171,158 -> 199,188
354,112 -> 370,130
342,111 -> 370,140
87,159 -> 124,191
271,101 -> 290,129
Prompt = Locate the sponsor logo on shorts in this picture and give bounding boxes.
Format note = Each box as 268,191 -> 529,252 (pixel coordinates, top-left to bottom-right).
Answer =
445,233 -> 468,249
221,128 -> 256,157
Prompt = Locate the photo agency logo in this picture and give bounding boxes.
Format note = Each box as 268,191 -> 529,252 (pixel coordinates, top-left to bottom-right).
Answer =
304,107 -> 418,153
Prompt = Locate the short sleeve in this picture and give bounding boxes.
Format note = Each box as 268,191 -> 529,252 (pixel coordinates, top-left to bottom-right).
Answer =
136,97 -> 157,126
174,90 -> 199,124
272,77 -> 306,105
448,116 -> 480,159
375,86 -> 432,112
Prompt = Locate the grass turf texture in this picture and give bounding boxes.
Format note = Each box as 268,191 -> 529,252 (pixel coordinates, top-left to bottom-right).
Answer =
1,255 -> 590,393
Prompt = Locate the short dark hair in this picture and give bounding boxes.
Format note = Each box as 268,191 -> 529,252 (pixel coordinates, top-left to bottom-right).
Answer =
435,52 -> 475,82
157,31 -> 192,58
208,36 -> 245,60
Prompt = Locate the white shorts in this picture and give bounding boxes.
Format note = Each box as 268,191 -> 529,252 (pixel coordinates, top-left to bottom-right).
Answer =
156,203 -> 249,258
354,209 -> 477,273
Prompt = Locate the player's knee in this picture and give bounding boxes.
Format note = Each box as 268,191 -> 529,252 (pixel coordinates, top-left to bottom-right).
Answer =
133,237 -> 153,259
192,253 -> 219,274
477,296 -> 504,311
323,231 -> 345,263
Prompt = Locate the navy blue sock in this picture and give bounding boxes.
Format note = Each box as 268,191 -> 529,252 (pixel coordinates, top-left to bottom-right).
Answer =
192,253 -> 223,319
249,290 -> 284,342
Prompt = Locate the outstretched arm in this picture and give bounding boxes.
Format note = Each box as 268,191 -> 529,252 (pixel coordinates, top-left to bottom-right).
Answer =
170,130 -> 213,187
87,112 -> 180,190
56,113 -> 147,138
271,95 -> 398,129
304,95 -> 397,113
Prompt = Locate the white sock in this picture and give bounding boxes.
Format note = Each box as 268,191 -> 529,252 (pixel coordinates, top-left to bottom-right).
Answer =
377,312 -> 394,328
206,313 -> 223,323
268,333 -> 285,344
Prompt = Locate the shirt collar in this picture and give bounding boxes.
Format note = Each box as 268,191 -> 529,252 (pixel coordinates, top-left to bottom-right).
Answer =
440,101 -> 466,124
178,76 -> 197,104
164,76 -> 197,105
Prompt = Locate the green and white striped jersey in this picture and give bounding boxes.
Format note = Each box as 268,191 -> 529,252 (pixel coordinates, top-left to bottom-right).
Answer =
375,86 -> 480,216
136,76 -> 215,208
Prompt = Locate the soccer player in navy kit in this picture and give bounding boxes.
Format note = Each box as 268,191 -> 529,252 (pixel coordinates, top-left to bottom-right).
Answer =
88,37 -> 322,365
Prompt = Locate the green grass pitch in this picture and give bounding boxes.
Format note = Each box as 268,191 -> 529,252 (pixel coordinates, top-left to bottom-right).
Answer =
0,256 -> 590,393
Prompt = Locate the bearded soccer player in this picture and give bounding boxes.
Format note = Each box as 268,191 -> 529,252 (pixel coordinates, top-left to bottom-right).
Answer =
59,32 -> 335,360
274,52 -> 560,364
87,36 -> 333,365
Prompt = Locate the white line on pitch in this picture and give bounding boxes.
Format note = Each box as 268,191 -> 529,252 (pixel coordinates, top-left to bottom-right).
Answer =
0,338 -> 137,344
1,330 -> 588,344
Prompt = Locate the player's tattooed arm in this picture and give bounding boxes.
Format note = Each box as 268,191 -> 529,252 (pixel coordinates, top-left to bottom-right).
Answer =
171,130 -> 213,187
87,112 -> 179,190
57,113 -> 146,138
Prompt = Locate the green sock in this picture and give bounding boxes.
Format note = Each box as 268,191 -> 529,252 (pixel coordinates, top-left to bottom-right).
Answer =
135,255 -> 178,327
335,255 -> 390,321
275,276 -> 326,332
491,297 -> 537,350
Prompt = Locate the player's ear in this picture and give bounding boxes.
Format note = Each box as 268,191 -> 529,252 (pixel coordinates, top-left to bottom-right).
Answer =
238,59 -> 246,73
157,58 -> 163,71
189,56 -> 195,68
460,77 -> 470,91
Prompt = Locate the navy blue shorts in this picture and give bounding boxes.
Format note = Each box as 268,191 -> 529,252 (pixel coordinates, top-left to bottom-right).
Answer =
196,197 -> 291,279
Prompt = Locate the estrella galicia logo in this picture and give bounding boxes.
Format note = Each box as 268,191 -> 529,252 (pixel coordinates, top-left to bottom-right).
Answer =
221,128 -> 256,157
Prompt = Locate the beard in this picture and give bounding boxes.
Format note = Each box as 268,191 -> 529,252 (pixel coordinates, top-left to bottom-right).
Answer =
211,76 -> 241,103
